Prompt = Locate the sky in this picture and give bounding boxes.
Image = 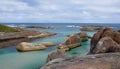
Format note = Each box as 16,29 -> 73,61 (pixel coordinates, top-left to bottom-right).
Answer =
0,0 -> 120,23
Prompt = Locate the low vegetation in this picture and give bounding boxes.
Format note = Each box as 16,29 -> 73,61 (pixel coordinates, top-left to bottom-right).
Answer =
0,24 -> 19,32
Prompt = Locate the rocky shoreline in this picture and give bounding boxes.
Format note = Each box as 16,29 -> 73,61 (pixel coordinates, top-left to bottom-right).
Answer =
0,28 -> 56,48
41,27 -> 120,69
41,53 -> 120,69
80,25 -> 106,31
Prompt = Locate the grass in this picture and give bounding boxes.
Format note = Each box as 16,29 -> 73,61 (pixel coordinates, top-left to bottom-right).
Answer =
0,24 -> 20,32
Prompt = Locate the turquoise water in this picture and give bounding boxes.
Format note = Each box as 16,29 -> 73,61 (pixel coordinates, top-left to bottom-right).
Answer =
0,25 -> 95,69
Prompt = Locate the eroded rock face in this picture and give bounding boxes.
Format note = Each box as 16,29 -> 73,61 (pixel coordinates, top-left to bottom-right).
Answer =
90,30 -> 103,53
46,50 -> 68,63
58,32 -> 88,51
41,53 -> 120,69
93,37 -> 120,53
90,28 -> 120,54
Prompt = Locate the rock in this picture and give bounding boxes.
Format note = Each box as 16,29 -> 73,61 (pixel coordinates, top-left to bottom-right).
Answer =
58,32 -> 88,51
27,32 -> 56,39
90,30 -> 103,53
90,28 -> 120,54
101,28 -> 113,37
58,33 -> 82,51
40,42 -> 55,47
66,34 -> 71,37
80,25 -> 105,31
79,31 -> 88,41
112,31 -> 120,44
46,50 -> 68,63
41,53 -> 120,69
16,42 -> 46,52
92,37 -> 120,54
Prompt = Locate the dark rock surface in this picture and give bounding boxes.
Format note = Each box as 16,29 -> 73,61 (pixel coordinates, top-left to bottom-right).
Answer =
90,28 -> 120,54
46,50 -> 68,63
93,37 -> 120,53
41,53 -> 120,69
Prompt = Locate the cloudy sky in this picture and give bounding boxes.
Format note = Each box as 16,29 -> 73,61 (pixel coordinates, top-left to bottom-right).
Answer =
0,0 -> 120,23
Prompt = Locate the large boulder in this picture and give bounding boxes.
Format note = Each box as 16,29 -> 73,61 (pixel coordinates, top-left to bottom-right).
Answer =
58,32 -> 88,51
58,33 -> 82,51
90,30 -> 103,53
16,42 -> 46,52
90,28 -> 120,54
92,37 -> 120,54
41,53 -> 120,69
112,31 -> 120,44
46,50 -> 68,63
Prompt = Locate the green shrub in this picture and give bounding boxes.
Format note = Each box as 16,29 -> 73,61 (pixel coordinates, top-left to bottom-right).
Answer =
0,24 -> 19,32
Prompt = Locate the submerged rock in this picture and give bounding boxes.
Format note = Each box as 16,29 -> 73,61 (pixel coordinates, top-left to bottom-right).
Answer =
90,28 -> 120,54
16,42 -> 46,52
41,53 -> 120,69
46,50 -> 68,63
58,32 -> 88,51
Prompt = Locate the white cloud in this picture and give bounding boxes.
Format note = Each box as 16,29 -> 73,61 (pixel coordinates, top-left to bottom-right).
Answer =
0,0 -> 120,23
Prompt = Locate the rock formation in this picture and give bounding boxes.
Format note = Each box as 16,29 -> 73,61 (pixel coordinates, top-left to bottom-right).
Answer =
27,32 -> 56,39
40,42 -> 55,47
90,28 -> 120,54
0,26 -> 56,48
40,28 -> 120,69
16,42 -> 46,52
58,32 -> 88,51
80,25 -> 105,31
41,53 -> 120,69
46,50 -> 68,63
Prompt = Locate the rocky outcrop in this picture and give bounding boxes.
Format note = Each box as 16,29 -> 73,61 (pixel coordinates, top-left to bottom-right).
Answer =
0,28 -> 56,48
16,42 -> 46,52
58,32 -> 88,51
80,25 -> 105,31
41,53 -> 120,69
46,50 -> 68,63
27,32 -> 56,39
40,27 -> 120,69
40,42 -> 55,47
93,37 -> 120,53
90,28 -> 120,54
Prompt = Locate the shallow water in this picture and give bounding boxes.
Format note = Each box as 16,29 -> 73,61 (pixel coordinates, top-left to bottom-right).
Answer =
0,24 -> 96,69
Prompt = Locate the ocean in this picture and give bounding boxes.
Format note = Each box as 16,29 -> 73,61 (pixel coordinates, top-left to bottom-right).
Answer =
0,23 -> 120,69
